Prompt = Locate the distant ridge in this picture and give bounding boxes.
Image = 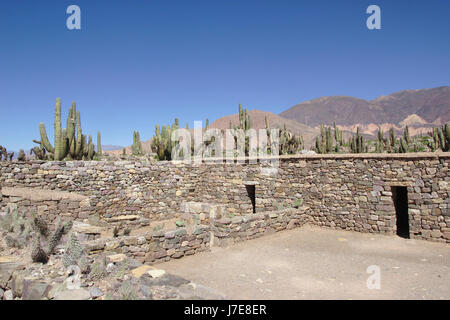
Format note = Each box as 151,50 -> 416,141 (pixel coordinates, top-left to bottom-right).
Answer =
280,86 -> 450,129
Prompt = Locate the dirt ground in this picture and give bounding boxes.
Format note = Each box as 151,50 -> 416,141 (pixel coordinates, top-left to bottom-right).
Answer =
157,225 -> 450,300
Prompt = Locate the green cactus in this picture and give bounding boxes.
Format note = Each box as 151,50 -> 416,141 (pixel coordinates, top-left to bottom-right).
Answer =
399,137 -> 408,153
389,128 -> 396,150
333,121 -> 343,146
444,123 -> 450,151
17,149 -> 26,161
315,136 -> 323,154
151,119 -> 180,160
48,219 -> 72,255
84,134 -> 95,160
238,104 -> 251,131
34,98 -> 98,160
326,127 -> 333,152
131,131 -> 143,155
32,214 -> 49,238
314,124 -> 335,154
31,236 -> 49,264
404,126 -> 410,145
350,127 -> 366,153
376,128 -> 385,153
97,132 -> 102,156
63,232 -> 85,268
54,98 -> 67,160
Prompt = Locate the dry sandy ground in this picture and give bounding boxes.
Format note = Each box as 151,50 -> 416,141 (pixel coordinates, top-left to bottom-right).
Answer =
157,225 -> 450,300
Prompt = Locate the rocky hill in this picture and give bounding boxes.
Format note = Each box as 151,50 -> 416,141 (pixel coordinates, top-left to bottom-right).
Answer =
280,86 -> 450,136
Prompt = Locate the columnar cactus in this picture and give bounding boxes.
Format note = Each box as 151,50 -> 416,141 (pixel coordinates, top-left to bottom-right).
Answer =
131,131 -> 143,155
315,136 -> 324,154
151,120 -> 179,160
376,128 -> 385,153
444,123 -> 450,151
389,128 -> 396,150
314,124 -> 334,154
399,137 -> 408,153
33,98 -> 98,160
238,104 -> 251,131
404,126 -> 410,145
333,121 -> 343,146
97,132 -> 102,156
350,127 -> 366,153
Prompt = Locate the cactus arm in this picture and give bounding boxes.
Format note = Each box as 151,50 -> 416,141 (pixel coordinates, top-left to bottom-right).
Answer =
39,123 -> 55,154
54,98 -> 63,160
75,111 -> 82,158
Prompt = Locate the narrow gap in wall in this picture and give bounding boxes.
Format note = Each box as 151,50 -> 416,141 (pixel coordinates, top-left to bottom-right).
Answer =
245,184 -> 256,214
391,186 -> 410,239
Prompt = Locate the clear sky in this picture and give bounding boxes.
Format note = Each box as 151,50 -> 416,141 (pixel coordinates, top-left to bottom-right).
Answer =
0,0 -> 449,150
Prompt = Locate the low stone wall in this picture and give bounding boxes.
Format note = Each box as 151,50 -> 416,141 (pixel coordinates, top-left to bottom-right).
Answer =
211,207 -> 309,247
0,187 -> 90,224
86,225 -> 211,264
84,207 -> 310,264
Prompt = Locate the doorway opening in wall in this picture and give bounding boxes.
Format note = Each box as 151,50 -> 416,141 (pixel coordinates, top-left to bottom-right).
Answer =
391,186 -> 410,239
245,184 -> 256,213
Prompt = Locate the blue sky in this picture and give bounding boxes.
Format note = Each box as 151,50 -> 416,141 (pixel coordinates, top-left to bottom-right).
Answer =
0,0 -> 449,150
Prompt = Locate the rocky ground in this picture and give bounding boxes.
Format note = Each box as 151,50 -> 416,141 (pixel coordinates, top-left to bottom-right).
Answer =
0,209 -> 224,300
0,251 -> 224,300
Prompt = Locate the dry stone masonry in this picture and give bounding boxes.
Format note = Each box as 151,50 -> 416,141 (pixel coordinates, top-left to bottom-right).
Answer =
1,152 -> 449,244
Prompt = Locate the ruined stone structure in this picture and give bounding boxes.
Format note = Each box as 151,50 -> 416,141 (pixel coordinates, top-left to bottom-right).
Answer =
1,153 -> 449,253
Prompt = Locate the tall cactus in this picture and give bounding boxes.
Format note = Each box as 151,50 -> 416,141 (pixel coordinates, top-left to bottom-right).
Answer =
151,119 -> 180,160
389,128 -> 396,149
314,124 -> 334,154
333,121 -> 343,146
403,126 -> 410,145
84,135 -> 95,160
131,131 -> 143,155
399,137 -> 408,153
53,100 -> 70,161
238,104 -> 251,131
97,131 -> 102,156
376,127 -> 385,153
444,123 -> 450,151
34,98 -> 98,160
315,136 -> 324,154
350,127 -> 366,153
265,116 -> 272,154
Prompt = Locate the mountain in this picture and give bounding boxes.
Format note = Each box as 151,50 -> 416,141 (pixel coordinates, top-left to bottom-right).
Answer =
280,86 -> 450,134
104,141 -> 152,156
209,109 -> 319,145
101,145 -> 124,151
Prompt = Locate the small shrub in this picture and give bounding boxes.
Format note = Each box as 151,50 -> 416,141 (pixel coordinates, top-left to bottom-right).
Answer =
152,223 -> 164,232
119,281 -> 139,300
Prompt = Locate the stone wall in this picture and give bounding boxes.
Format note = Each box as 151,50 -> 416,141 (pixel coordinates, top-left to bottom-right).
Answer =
1,152 -> 449,242
85,224 -> 211,264
85,207 -> 310,264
